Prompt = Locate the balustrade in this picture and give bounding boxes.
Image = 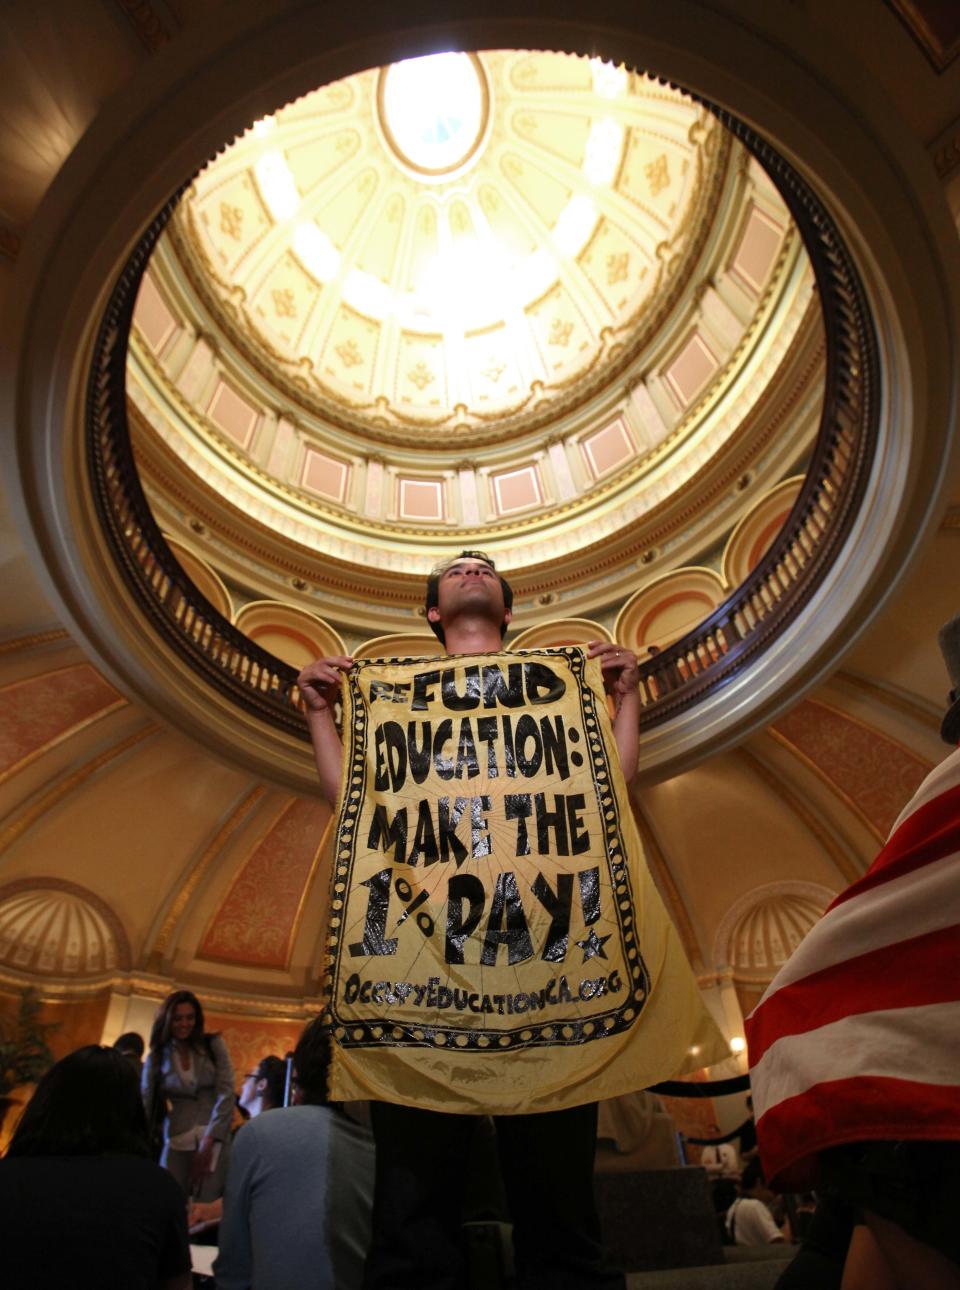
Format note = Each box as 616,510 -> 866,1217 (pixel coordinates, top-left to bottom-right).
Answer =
86,91 -> 877,742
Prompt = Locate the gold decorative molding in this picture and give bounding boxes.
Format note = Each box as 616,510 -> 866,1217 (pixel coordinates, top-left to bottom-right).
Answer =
630,794 -> 705,971
510,618 -> 612,648
376,53 -> 491,179
0,725 -> 158,858
132,300 -> 824,606
163,70 -> 736,446
0,963 -> 319,1018
0,662 -> 112,695
0,629 -> 70,655
736,746 -> 863,885
286,814 -> 334,971
0,968 -> 121,1002
833,669 -> 942,731
145,784 -> 268,969
885,0 -> 960,73
160,134 -> 761,460
133,247 -> 814,541
0,698 -> 128,790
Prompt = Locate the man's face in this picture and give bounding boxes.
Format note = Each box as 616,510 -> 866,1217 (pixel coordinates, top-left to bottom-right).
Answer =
430,558 -> 510,632
239,1070 -> 261,1112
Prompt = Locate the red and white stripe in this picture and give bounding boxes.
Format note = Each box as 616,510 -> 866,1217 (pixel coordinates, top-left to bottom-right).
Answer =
746,748 -> 960,1190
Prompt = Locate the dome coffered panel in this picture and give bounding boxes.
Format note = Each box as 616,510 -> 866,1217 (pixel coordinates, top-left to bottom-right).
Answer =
125,42 -> 820,620
177,51 -> 728,437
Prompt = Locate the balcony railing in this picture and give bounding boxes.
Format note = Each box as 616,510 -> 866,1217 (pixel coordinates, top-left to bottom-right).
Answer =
86,87 -> 877,743
632,89 -> 876,725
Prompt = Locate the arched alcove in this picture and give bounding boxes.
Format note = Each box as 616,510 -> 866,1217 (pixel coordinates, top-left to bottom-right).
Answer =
713,880 -> 836,1015
234,602 -> 346,670
0,879 -> 131,977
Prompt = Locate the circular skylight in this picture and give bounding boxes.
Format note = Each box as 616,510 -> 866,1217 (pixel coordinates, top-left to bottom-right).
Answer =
161,49 -> 806,453
378,52 -> 489,177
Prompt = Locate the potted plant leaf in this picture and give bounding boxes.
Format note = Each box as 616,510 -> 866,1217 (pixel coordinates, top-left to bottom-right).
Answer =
0,988 -> 58,1145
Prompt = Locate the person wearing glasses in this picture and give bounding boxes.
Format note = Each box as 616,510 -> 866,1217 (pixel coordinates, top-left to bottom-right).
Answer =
188,1054 -> 289,1229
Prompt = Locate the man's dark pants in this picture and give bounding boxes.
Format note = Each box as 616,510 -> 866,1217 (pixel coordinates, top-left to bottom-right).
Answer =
362,1100 -> 625,1289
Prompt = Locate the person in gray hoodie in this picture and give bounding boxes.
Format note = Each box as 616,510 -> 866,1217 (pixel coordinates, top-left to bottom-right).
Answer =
214,1017 -> 375,1290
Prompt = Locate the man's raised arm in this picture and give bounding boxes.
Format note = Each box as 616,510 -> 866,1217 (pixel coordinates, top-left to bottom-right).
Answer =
587,642 -> 641,783
297,656 -> 353,806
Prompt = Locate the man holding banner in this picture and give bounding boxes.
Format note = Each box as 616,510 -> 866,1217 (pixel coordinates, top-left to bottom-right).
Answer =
299,552 -> 724,1289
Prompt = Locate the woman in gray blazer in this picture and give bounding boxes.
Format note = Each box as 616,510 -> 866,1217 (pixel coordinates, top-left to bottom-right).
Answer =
142,989 -> 235,1201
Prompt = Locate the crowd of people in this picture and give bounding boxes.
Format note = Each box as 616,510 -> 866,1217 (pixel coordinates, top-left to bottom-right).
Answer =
0,995 -> 787,1289
0,557 -> 956,1290
0,990 -> 376,1289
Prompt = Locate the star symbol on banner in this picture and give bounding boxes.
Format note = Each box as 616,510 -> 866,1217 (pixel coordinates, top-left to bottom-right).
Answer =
577,929 -> 611,962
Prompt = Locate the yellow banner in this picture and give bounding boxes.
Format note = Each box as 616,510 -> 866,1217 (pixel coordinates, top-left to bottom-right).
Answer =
324,648 -> 725,1112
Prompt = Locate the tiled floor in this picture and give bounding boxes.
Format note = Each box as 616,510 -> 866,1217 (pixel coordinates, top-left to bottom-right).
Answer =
625,1251 -> 792,1290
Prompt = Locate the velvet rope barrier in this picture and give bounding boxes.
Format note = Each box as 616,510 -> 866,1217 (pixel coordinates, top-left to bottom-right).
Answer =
648,1073 -> 751,1098
683,1118 -> 752,1146
646,1072 -> 753,1145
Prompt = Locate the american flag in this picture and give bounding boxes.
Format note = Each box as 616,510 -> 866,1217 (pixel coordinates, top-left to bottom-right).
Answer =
746,747 -> 960,1190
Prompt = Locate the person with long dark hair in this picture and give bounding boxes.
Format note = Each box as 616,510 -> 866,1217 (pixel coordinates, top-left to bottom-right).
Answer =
214,1016 -> 374,1290
142,988 -> 235,1201
0,1045 -> 191,1289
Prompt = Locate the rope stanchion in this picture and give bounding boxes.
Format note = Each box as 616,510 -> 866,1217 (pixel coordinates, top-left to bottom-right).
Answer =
685,1117 -> 752,1146
282,1053 -> 295,1107
648,1073 -> 751,1098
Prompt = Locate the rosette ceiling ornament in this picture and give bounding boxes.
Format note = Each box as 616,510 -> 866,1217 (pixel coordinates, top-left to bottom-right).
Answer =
131,48 -> 818,609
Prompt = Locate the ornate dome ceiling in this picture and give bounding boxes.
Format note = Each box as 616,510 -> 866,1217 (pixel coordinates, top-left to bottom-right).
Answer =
128,48 -> 822,620
171,51 -> 736,439
3,0 -> 958,1098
